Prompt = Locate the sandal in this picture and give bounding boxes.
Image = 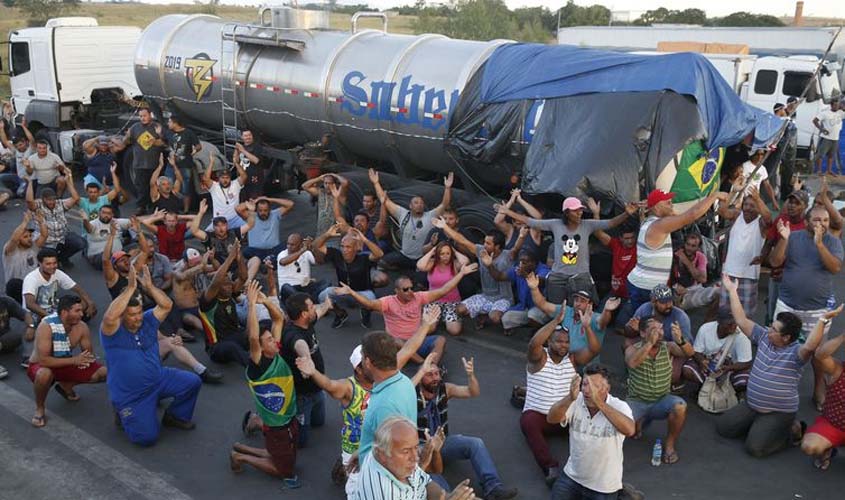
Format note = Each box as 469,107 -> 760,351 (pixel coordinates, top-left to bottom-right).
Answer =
662,449 -> 680,464
791,421 -> 807,446
814,448 -> 838,471
241,410 -> 256,437
54,384 -> 80,402
31,414 -> 46,428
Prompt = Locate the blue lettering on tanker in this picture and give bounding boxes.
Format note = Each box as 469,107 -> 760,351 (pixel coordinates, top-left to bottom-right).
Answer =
341,71 -> 459,131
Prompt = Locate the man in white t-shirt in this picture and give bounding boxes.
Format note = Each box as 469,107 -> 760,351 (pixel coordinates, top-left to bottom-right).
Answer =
201,156 -> 247,229
547,364 -> 637,499
742,149 -> 778,210
813,99 -> 845,174
277,232 -> 328,304
81,205 -> 131,270
682,309 -> 753,394
22,248 -> 96,323
22,140 -> 67,196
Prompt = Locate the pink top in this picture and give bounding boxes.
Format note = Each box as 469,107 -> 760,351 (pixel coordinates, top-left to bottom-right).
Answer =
379,292 -> 433,340
428,264 -> 461,303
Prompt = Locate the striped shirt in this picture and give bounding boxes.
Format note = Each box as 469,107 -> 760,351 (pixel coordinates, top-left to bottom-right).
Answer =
627,216 -> 673,291
524,349 -> 576,415
627,342 -> 672,403
747,323 -> 806,413
354,452 -> 430,500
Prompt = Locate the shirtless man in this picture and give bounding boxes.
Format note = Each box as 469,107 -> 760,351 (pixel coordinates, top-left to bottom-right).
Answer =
172,248 -> 216,333
27,295 -> 107,427
103,225 -> 223,384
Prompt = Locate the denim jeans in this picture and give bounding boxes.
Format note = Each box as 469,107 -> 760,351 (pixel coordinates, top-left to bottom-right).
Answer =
296,390 -> 326,448
55,232 -> 87,263
281,280 -> 330,304
438,434 -> 503,496
318,287 -> 376,312
552,472 -> 620,500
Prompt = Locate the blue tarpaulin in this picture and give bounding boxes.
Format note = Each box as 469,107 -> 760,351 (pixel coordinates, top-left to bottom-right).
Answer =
480,43 -> 784,150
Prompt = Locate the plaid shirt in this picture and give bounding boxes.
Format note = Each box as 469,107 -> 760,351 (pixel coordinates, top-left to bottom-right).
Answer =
35,199 -> 69,248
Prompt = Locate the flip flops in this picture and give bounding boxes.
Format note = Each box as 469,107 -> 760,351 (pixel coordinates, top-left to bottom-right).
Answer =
662,449 -> 680,464
54,384 -> 80,402
31,414 -> 46,428
814,448 -> 838,471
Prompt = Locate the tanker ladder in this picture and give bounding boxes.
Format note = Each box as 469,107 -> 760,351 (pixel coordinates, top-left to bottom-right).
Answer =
219,22 -> 308,166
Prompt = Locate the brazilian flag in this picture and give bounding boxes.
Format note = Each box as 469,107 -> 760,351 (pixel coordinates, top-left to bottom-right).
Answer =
670,141 -> 724,203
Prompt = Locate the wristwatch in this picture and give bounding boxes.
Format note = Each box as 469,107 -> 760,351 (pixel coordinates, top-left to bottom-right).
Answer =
821,318 -> 831,325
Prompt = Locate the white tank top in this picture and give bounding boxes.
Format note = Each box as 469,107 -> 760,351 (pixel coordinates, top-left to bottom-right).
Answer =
523,349 -> 576,415
723,214 -> 764,280
627,216 -> 673,290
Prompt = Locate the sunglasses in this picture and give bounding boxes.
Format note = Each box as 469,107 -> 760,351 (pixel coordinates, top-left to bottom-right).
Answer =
399,286 -> 413,292
294,261 -> 301,273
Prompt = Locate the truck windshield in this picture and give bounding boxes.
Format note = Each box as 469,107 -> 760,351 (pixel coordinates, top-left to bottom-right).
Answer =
10,42 -> 31,76
820,73 -> 841,104
782,71 -> 818,102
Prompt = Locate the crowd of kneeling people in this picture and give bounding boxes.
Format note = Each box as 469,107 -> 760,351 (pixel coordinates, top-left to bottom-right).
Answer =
1,112 -> 845,499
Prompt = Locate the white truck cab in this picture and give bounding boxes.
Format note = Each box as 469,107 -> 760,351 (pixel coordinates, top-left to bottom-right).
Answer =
3,17 -> 141,132
740,55 -> 841,150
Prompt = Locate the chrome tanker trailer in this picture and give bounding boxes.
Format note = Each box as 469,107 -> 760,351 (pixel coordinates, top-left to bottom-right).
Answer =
134,8 -> 513,199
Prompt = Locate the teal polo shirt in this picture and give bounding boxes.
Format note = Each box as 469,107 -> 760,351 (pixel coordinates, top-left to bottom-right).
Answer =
357,371 -> 417,457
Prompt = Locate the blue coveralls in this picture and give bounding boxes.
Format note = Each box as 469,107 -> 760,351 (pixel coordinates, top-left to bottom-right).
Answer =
101,310 -> 202,446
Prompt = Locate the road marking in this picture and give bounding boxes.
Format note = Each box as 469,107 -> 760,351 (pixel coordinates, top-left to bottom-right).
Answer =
458,335 -> 524,360
0,383 -> 193,500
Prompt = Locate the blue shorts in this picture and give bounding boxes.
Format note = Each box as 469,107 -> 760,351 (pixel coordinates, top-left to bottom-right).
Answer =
417,335 -> 441,357
628,394 -> 685,422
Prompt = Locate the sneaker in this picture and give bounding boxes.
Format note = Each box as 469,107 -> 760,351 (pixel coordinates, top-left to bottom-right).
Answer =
486,486 -> 518,500
332,311 -> 349,329
361,309 -> 372,328
200,369 -> 224,384
620,483 -> 645,500
20,355 -> 30,369
162,412 -> 196,430
544,466 -> 560,487
281,476 -> 302,490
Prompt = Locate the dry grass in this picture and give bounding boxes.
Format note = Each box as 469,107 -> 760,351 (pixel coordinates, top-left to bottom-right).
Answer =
0,3 -> 417,99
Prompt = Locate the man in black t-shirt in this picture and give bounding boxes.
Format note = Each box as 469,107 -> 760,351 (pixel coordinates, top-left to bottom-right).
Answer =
191,199 -> 254,264
0,294 -> 35,379
167,115 -> 200,213
312,224 -> 383,329
234,130 -> 266,202
199,241 -> 249,366
281,291 -> 333,447
114,108 -> 165,213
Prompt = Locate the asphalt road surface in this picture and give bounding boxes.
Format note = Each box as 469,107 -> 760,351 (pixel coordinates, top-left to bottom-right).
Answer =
0,187 -> 844,500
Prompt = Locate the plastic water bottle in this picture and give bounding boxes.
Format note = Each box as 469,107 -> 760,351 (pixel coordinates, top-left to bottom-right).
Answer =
826,295 -> 836,311
651,439 -> 662,467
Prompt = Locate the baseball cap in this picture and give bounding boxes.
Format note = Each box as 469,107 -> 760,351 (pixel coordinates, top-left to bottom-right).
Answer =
183,247 -> 202,266
646,189 -> 674,209
97,135 -> 110,145
650,284 -> 673,302
217,168 -> 232,177
562,197 -> 584,211
111,250 -> 128,264
571,289 -> 593,302
212,216 -> 228,225
349,345 -> 363,369
786,189 -> 809,205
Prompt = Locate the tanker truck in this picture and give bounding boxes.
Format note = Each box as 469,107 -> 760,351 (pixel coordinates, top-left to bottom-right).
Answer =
4,7 -> 781,218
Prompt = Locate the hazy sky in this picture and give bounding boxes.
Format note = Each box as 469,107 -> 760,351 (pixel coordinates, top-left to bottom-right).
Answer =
144,0 -> 840,18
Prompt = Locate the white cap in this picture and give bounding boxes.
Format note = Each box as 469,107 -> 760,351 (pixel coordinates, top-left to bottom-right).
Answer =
349,345 -> 363,369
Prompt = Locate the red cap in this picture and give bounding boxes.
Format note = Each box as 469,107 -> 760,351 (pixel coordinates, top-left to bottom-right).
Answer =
110,250 -> 128,264
646,189 -> 675,209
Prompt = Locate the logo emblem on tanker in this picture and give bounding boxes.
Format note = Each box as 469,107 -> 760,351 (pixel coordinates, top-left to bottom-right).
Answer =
184,53 -> 217,101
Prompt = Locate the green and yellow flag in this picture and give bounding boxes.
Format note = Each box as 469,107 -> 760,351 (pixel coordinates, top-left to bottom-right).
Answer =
670,141 -> 724,203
